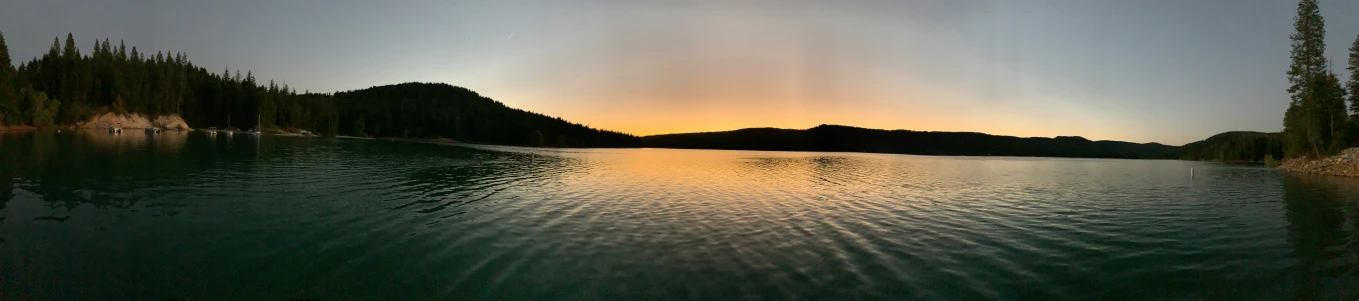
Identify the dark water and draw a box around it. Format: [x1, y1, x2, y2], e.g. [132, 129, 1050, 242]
[2, 130, 1358, 300]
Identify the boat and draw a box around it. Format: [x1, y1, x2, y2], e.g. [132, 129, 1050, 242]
[245, 114, 262, 136]
[146, 127, 162, 134]
[206, 127, 218, 135]
[108, 127, 122, 134]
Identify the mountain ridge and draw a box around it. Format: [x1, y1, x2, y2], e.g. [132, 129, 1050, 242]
[641, 124, 1181, 159]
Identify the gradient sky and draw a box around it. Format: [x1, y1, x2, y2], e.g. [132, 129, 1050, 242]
[5, 0, 1359, 145]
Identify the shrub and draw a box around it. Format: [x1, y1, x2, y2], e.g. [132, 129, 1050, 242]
[1264, 154, 1281, 167]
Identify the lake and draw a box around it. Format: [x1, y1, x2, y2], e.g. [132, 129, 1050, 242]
[1, 130, 1357, 300]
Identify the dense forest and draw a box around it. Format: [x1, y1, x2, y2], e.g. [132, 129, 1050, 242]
[643, 125, 1180, 159]
[332, 83, 640, 147]
[0, 32, 641, 147]
[1177, 131, 1285, 162]
[1280, 0, 1359, 158]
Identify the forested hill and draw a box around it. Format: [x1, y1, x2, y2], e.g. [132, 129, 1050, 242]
[1177, 131, 1284, 162]
[0, 32, 641, 147]
[642, 125, 1180, 159]
[332, 83, 641, 147]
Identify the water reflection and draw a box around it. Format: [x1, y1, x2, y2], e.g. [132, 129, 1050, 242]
[8, 131, 1359, 299]
[76, 128, 191, 151]
[1280, 174, 1359, 299]
[0, 130, 194, 211]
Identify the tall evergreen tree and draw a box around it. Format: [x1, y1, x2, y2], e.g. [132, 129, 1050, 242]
[1283, 0, 1333, 158]
[1348, 33, 1359, 116]
[47, 38, 59, 58]
[0, 31, 15, 125]
[0, 31, 10, 70]
[62, 33, 78, 59]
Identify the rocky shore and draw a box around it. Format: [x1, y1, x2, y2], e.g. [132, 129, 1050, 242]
[77, 113, 192, 130]
[1277, 148, 1359, 177]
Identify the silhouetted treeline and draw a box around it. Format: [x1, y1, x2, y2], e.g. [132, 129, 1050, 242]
[0, 32, 341, 132]
[333, 83, 641, 147]
[0, 32, 640, 147]
[1178, 131, 1284, 162]
[643, 125, 1179, 159]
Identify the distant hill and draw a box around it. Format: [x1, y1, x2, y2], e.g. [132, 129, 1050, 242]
[0, 34, 641, 148]
[1177, 131, 1283, 162]
[0, 33, 1294, 157]
[642, 125, 1179, 159]
[333, 83, 642, 147]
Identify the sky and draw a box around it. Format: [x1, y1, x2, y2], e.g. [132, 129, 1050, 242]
[4, 0, 1359, 145]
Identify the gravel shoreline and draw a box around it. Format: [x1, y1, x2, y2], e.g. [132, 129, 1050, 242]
[1277, 148, 1359, 177]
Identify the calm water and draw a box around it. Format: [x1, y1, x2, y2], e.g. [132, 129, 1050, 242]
[2, 130, 1358, 300]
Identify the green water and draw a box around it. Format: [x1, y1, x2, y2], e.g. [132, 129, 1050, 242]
[1, 130, 1357, 300]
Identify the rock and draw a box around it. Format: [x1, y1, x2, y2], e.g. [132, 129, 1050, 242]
[77, 113, 192, 131]
[1277, 148, 1359, 177]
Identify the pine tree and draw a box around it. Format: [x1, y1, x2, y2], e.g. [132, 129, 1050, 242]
[0, 30, 9, 71]
[47, 37, 59, 59]
[63, 33, 78, 59]
[1348, 33, 1359, 116]
[1284, 0, 1332, 158]
[0, 31, 14, 125]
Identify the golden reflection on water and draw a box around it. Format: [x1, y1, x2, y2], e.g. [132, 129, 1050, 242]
[73, 129, 191, 152]
[538, 148, 929, 208]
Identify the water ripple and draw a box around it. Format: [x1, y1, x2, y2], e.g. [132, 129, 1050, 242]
[3, 133, 1359, 299]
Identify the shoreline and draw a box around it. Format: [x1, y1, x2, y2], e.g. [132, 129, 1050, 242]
[0, 125, 38, 132]
[6, 118, 1318, 165]
[12, 126, 1350, 169]
[1277, 148, 1359, 177]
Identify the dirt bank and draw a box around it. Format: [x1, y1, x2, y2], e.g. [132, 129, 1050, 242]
[77, 113, 192, 130]
[0, 125, 37, 132]
[1277, 148, 1359, 177]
